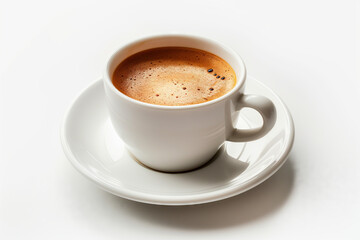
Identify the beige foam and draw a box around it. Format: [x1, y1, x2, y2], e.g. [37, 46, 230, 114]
[112, 47, 236, 106]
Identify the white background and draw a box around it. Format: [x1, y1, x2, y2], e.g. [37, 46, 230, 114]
[1, 0, 359, 239]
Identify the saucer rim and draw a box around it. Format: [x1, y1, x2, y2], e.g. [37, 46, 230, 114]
[61, 77, 295, 205]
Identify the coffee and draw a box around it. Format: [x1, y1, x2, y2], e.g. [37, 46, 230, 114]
[112, 47, 236, 106]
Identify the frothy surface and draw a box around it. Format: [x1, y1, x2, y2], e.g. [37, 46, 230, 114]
[112, 47, 236, 106]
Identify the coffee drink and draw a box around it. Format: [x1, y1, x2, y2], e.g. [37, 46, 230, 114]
[112, 47, 236, 106]
[104, 35, 277, 172]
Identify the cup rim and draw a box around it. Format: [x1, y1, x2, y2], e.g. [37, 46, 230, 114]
[104, 33, 247, 110]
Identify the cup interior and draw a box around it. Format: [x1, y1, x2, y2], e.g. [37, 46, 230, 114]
[105, 34, 246, 107]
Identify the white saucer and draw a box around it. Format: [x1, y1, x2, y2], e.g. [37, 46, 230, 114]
[61, 76, 294, 205]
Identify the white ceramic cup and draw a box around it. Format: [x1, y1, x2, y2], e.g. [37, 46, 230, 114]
[104, 34, 276, 172]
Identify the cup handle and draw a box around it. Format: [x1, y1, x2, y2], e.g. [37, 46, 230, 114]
[227, 94, 277, 142]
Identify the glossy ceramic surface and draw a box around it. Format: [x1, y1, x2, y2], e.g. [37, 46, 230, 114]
[104, 34, 276, 172]
[61, 76, 294, 205]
